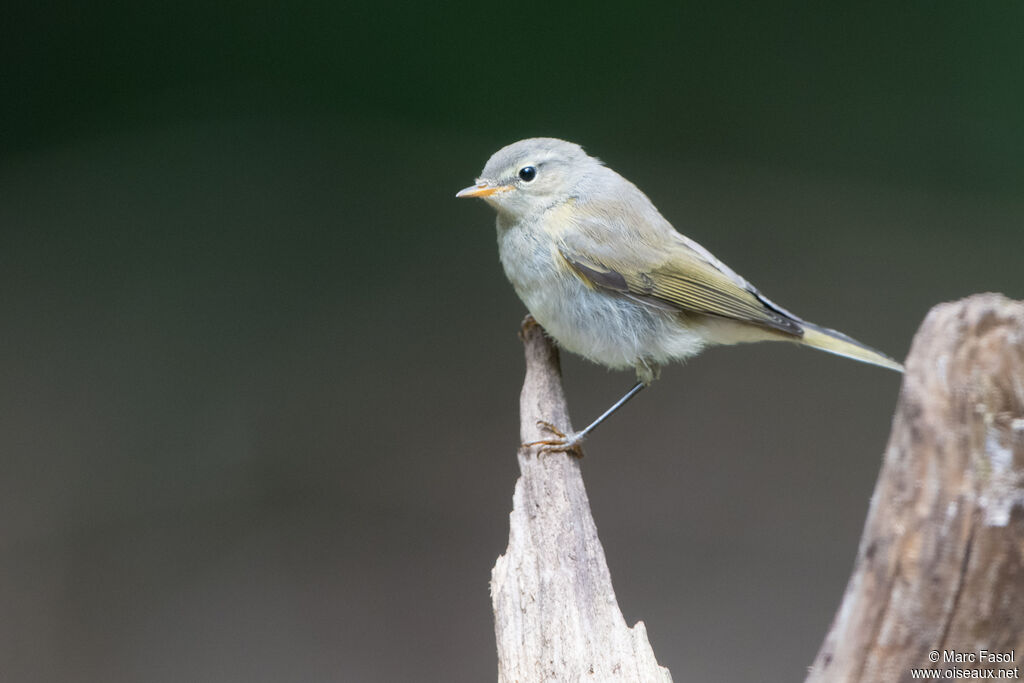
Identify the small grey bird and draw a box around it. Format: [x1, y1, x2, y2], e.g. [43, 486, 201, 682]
[457, 137, 902, 452]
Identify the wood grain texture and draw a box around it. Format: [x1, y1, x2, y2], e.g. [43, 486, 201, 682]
[807, 293, 1024, 683]
[490, 316, 671, 683]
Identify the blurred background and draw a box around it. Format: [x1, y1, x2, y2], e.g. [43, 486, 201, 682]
[2, 3, 1021, 681]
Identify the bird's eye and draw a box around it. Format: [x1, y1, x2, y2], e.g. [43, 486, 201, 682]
[518, 166, 537, 182]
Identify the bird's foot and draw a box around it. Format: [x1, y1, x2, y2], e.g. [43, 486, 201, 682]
[522, 420, 584, 458]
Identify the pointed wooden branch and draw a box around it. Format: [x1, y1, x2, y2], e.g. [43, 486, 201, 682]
[490, 317, 672, 683]
[807, 293, 1024, 682]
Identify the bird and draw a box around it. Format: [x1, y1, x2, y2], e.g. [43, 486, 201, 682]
[456, 137, 903, 453]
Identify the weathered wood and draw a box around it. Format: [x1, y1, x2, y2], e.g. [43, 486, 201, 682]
[491, 316, 672, 683]
[807, 293, 1024, 683]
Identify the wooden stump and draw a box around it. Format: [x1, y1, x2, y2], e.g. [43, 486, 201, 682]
[807, 293, 1024, 682]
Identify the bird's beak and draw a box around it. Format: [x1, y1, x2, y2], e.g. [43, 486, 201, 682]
[455, 181, 512, 198]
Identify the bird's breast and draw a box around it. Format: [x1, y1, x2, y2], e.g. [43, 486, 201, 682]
[496, 221, 707, 372]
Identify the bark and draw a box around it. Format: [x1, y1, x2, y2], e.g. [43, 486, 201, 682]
[490, 316, 671, 683]
[807, 293, 1024, 683]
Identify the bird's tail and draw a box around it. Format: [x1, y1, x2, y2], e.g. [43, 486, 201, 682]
[799, 321, 904, 372]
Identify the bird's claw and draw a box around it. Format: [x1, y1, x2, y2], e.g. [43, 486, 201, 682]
[522, 420, 584, 458]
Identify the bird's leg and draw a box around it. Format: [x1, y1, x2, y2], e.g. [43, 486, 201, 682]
[572, 381, 646, 441]
[524, 381, 647, 456]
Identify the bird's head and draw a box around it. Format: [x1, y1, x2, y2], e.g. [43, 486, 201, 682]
[456, 138, 601, 216]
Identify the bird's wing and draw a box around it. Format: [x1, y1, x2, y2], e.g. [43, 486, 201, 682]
[556, 199, 803, 337]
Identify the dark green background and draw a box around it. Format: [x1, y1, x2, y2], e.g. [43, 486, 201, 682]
[2, 3, 1021, 681]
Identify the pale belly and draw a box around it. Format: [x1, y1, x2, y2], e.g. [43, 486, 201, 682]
[497, 226, 708, 380]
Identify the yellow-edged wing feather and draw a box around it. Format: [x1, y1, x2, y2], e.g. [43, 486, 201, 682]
[553, 193, 903, 371]
[554, 196, 802, 336]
